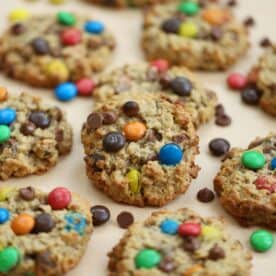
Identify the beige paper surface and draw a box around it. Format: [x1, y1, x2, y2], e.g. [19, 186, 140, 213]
[0, 0, 275, 275]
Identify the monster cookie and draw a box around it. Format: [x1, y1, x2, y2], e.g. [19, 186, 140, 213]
[0, 90, 73, 180]
[81, 91, 199, 206]
[94, 61, 217, 127]
[214, 133, 276, 229]
[108, 208, 252, 275]
[0, 186, 93, 275]
[0, 11, 115, 88]
[142, 0, 250, 70]
[85, 0, 168, 8]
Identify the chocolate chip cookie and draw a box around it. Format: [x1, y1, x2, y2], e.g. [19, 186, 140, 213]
[0, 12, 115, 88]
[108, 208, 252, 275]
[142, 1, 250, 70]
[0, 186, 93, 275]
[214, 133, 276, 229]
[0, 90, 73, 180]
[81, 91, 199, 207]
[94, 61, 217, 128]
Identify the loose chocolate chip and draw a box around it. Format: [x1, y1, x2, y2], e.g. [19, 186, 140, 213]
[215, 104, 225, 116]
[90, 205, 110, 226]
[20, 122, 36, 136]
[210, 27, 223, 41]
[215, 114, 232, 126]
[86, 112, 103, 130]
[260, 37, 272, 48]
[197, 188, 215, 202]
[36, 251, 56, 271]
[243, 16, 255, 27]
[33, 213, 55, 233]
[183, 236, 201, 252]
[241, 87, 261, 105]
[158, 256, 175, 272]
[209, 138, 230, 157]
[19, 187, 35, 201]
[146, 128, 162, 142]
[103, 132, 126, 153]
[122, 101, 140, 117]
[117, 211, 134, 229]
[29, 111, 51, 129]
[227, 0, 237, 6]
[10, 23, 25, 35]
[208, 245, 225, 260]
[170, 77, 193, 97]
[90, 153, 105, 171]
[161, 18, 181, 34]
[102, 111, 117, 125]
[31, 38, 50, 55]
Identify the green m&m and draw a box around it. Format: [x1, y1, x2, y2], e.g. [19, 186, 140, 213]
[178, 1, 199, 16]
[250, 229, 274, 252]
[0, 247, 20, 273]
[0, 125, 10, 144]
[135, 249, 161, 269]
[241, 151, 266, 170]
[57, 11, 76, 26]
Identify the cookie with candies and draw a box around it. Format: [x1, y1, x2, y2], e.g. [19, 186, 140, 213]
[93, 61, 218, 128]
[85, 0, 169, 8]
[214, 133, 276, 229]
[0, 10, 115, 88]
[142, 0, 250, 70]
[0, 90, 73, 180]
[0, 186, 93, 275]
[108, 208, 252, 275]
[81, 91, 199, 207]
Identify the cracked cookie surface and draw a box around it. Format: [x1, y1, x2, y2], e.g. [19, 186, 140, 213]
[82, 91, 199, 207]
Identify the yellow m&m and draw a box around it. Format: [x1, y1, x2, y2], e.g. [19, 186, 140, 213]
[0, 187, 14, 202]
[44, 60, 69, 82]
[127, 169, 140, 193]
[179, 22, 198, 38]
[9, 9, 30, 22]
[201, 225, 222, 240]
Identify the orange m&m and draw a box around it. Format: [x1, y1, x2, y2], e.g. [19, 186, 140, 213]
[202, 8, 230, 25]
[11, 213, 35, 235]
[123, 122, 146, 141]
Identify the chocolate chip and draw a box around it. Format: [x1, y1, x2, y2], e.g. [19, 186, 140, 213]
[33, 213, 55, 233]
[31, 38, 50, 55]
[102, 111, 117, 124]
[158, 256, 175, 272]
[122, 101, 140, 117]
[161, 18, 181, 34]
[227, 0, 237, 6]
[260, 37, 272, 48]
[210, 27, 223, 41]
[90, 205, 110, 226]
[36, 251, 56, 272]
[215, 114, 232, 126]
[86, 112, 103, 130]
[20, 122, 36, 136]
[241, 87, 261, 105]
[146, 129, 162, 142]
[208, 245, 225, 260]
[197, 188, 215, 202]
[10, 23, 25, 35]
[103, 132, 126, 152]
[29, 111, 51, 129]
[19, 187, 35, 201]
[90, 153, 105, 171]
[172, 133, 188, 144]
[209, 138, 230, 157]
[55, 129, 64, 143]
[183, 236, 201, 252]
[215, 104, 225, 116]
[117, 211, 134, 229]
[170, 77, 193, 97]
[243, 16, 255, 27]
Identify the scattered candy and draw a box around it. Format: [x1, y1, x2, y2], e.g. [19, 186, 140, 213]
[48, 187, 72, 210]
[61, 28, 82, 46]
[45, 60, 69, 81]
[127, 169, 140, 193]
[65, 212, 87, 235]
[161, 18, 181, 34]
[241, 151, 266, 170]
[178, 222, 201, 237]
[57, 11, 76, 26]
[197, 188, 215, 203]
[202, 7, 229, 25]
[178, 1, 199, 16]
[90, 205, 110, 226]
[33, 213, 55, 233]
[150, 59, 169, 73]
[117, 211, 134, 229]
[0, 87, 8, 102]
[9, 9, 30, 22]
[0, 247, 20, 273]
[122, 101, 140, 117]
[55, 82, 77, 102]
[170, 77, 192, 96]
[209, 138, 230, 157]
[135, 249, 161, 269]
[201, 225, 221, 240]
[271, 158, 276, 170]
[76, 78, 95, 96]
[250, 229, 274, 252]
[241, 87, 261, 105]
[103, 132, 126, 152]
[159, 143, 183, 166]
[227, 73, 247, 90]
[0, 125, 11, 144]
[11, 214, 35, 235]
[0, 208, 10, 224]
[179, 22, 198, 38]
[0, 108, 16, 125]
[84, 21, 105, 34]
[123, 122, 146, 141]
[160, 219, 179, 235]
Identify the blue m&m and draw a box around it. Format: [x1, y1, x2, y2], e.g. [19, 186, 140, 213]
[84, 20, 105, 34]
[159, 143, 183, 166]
[55, 82, 77, 102]
[160, 219, 179, 235]
[0, 108, 16, 125]
[0, 208, 10, 224]
[271, 158, 276, 170]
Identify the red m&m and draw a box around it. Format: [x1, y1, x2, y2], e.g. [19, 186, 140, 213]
[61, 28, 82, 46]
[76, 78, 95, 96]
[150, 59, 169, 73]
[227, 73, 247, 90]
[178, 222, 201, 237]
[48, 187, 72, 210]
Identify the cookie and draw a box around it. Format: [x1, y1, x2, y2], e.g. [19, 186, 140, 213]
[85, 0, 167, 8]
[0, 186, 93, 275]
[81, 91, 199, 207]
[108, 208, 252, 275]
[214, 133, 276, 229]
[94, 62, 217, 128]
[0, 90, 73, 180]
[247, 44, 276, 116]
[142, 1, 250, 70]
[0, 11, 115, 88]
